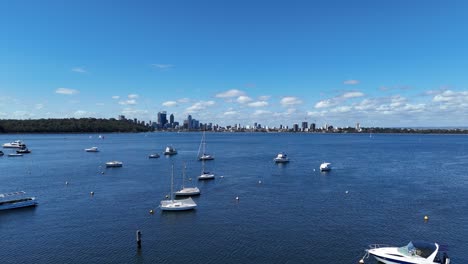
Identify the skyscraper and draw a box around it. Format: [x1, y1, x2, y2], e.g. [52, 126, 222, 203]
[169, 114, 174, 124]
[157, 111, 168, 128]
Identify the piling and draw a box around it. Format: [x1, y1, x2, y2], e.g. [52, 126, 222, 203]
[136, 230, 142, 248]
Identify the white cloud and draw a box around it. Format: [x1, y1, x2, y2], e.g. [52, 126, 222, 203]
[56, 88, 79, 95]
[162, 101, 178, 107]
[178, 98, 190, 103]
[342, 91, 365, 98]
[315, 99, 337, 109]
[186, 101, 215, 113]
[119, 99, 137, 105]
[258, 95, 270, 101]
[128, 94, 139, 99]
[112, 96, 120, 100]
[237, 95, 253, 104]
[152, 64, 174, 69]
[74, 110, 89, 117]
[72, 67, 87, 73]
[215, 89, 245, 98]
[253, 110, 271, 116]
[224, 111, 239, 116]
[280, 96, 302, 107]
[344, 79, 360, 85]
[330, 106, 352, 113]
[248, 101, 268, 107]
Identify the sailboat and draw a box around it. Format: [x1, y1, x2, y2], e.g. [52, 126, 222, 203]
[198, 161, 215, 180]
[198, 131, 214, 161]
[160, 164, 197, 211]
[175, 164, 200, 196]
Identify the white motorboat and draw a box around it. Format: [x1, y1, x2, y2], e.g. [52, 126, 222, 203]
[175, 164, 200, 196]
[163, 146, 177, 155]
[85, 147, 99, 152]
[149, 153, 160, 158]
[0, 191, 38, 210]
[320, 162, 331, 171]
[106, 161, 123, 167]
[3, 140, 26, 148]
[8, 153, 23, 157]
[197, 131, 214, 161]
[160, 165, 197, 211]
[274, 152, 289, 163]
[362, 241, 450, 264]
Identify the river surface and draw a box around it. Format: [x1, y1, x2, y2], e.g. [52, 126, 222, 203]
[0, 133, 466, 263]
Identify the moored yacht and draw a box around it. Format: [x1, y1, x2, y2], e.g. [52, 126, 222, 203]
[0, 191, 38, 210]
[85, 147, 99, 152]
[2, 140, 26, 148]
[16, 148, 31, 154]
[149, 153, 160, 158]
[274, 153, 289, 163]
[106, 161, 123, 167]
[320, 162, 331, 171]
[160, 165, 197, 211]
[164, 146, 177, 155]
[363, 241, 450, 264]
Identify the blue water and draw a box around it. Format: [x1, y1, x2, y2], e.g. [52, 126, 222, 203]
[0, 133, 467, 263]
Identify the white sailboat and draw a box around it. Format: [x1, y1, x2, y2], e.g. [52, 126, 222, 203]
[160, 164, 197, 211]
[198, 131, 214, 161]
[175, 164, 200, 196]
[198, 161, 215, 180]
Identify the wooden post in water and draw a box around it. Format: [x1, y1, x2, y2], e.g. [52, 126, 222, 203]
[136, 230, 142, 248]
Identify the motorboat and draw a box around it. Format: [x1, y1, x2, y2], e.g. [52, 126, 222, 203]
[320, 162, 331, 171]
[163, 146, 177, 155]
[149, 153, 160, 158]
[16, 148, 31, 154]
[106, 161, 123, 168]
[362, 241, 450, 264]
[175, 164, 200, 196]
[8, 153, 23, 157]
[85, 147, 99, 152]
[0, 191, 38, 210]
[160, 165, 197, 211]
[2, 140, 26, 148]
[198, 171, 215, 180]
[197, 131, 214, 161]
[274, 153, 289, 163]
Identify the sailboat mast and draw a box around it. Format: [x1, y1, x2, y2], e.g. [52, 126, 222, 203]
[171, 164, 174, 201]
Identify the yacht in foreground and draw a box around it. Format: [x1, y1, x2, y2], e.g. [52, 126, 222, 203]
[106, 161, 123, 168]
[362, 241, 450, 264]
[160, 165, 197, 211]
[0, 191, 38, 210]
[274, 153, 289, 163]
[163, 146, 177, 155]
[320, 162, 331, 172]
[3, 140, 26, 148]
[85, 147, 99, 152]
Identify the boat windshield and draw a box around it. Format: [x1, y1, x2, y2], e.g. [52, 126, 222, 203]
[398, 241, 436, 258]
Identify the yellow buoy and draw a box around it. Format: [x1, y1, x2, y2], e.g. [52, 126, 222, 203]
[359, 258, 365, 264]
[149, 209, 154, 214]
[165, 195, 169, 199]
[235, 196, 239, 200]
[424, 215, 429, 221]
[90, 191, 94, 196]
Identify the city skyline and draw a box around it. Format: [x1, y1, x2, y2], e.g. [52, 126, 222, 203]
[1, 1, 468, 127]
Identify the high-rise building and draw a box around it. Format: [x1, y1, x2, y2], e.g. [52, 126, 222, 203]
[187, 115, 192, 129]
[302, 122, 308, 131]
[293, 123, 299, 132]
[157, 111, 168, 128]
[170, 114, 174, 124]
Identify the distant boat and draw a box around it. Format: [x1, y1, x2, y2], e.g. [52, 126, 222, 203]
[0, 191, 37, 210]
[106, 161, 123, 168]
[198, 161, 215, 180]
[2, 140, 26, 149]
[149, 153, 160, 158]
[175, 164, 200, 196]
[320, 162, 331, 172]
[198, 131, 214, 161]
[163, 146, 177, 155]
[8, 153, 23, 157]
[16, 148, 31, 154]
[274, 152, 289, 163]
[0, 150, 4, 156]
[160, 165, 197, 211]
[85, 147, 99, 152]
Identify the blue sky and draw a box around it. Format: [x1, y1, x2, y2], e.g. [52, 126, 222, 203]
[1, 0, 468, 127]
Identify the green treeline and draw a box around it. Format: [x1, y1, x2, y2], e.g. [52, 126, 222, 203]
[0, 118, 153, 133]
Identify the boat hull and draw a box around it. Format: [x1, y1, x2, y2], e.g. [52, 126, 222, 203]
[175, 188, 200, 196]
[160, 199, 197, 211]
[275, 159, 289, 163]
[0, 199, 38, 211]
[198, 174, 215, 180]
